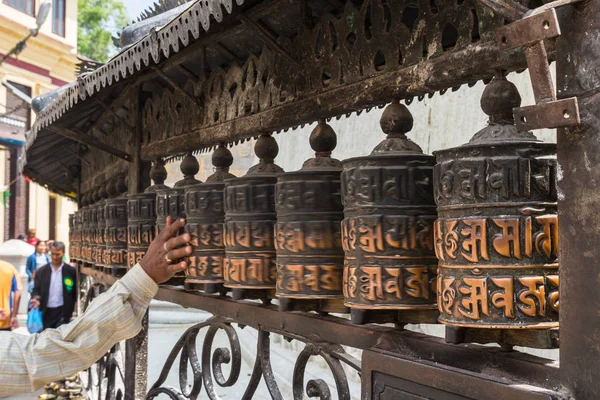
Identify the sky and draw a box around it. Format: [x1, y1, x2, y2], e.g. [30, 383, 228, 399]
[126, 0, 158, 21]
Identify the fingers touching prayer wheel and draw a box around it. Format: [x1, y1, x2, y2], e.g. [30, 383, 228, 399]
[275, 120, 346, 313]
[433, 74, 559, 329]
[341, 100, 438, 325]
[224, 134, 283, 301]
[127, 160, 167, 271]
[156, 153, 200, 286]
[184, 145, 236, 293]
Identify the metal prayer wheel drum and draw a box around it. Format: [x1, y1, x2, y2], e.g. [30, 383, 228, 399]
[127, 193, 157, 270]
[96, 185, 108, 272]
[341, 100, 438, 323]
[184, 146, 235, 293]
[68, 214, 76, 263]
[275, 120, 345, 312]
[224, 135, 283, 299]
[127, 160, 168, 270]
[433, 75, 559, 329]
[104, 177, 128, 277]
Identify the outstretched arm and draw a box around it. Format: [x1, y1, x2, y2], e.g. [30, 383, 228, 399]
[0, 217, 192, 396]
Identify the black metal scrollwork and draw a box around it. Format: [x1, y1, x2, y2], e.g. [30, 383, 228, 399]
[147, 317, 361, 400]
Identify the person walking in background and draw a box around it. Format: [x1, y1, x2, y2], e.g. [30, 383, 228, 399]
[26, 240, 49, 291]
[0, 259, 21, 331]
[30, 242, 76, 330]
[26, 229, 39, 247]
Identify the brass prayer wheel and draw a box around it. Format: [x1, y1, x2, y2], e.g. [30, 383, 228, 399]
[184, 145, 235, 292]
[224, 134, 283, 298]
[89, 199, 99, 269]
[127, 160, 168, 270]
[104, 176, 128, 277]
[275, 120, 345, 312]
[155, 154, 200, 285]
[95, 186, 108, 273]
[433, 75, 559, 329]
[68, 213, 75, 263]
[80, 201, 90, 265]
[341, 100, 438, 322]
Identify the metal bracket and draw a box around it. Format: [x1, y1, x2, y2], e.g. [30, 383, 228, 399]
[494, 5, 581, 131]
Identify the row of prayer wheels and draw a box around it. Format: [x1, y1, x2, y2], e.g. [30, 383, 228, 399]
[69, 74, 559, 329]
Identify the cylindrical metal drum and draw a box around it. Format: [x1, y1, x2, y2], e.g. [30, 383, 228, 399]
[68, 214, 75, 263]
[341, 100, 438, 320]
[80, 205, 91, 265]
[275, 120, 345, 312]
[96, 200, 106, 271]
[127, 193, 157, 270]
[127, 160, 169, 271]
[89, 202, 99, 269]
[433, 76, 559, 329]
[224, 135, 283, 297]
[184, 147, 234, 292]
[105, 197, 128, 276]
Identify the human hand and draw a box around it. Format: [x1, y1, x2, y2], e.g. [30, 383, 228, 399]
[140, 216, 192, 284]
[10, 317, 18, 330]
[30, 299, 40, 309]
[0, 309, 6, 320]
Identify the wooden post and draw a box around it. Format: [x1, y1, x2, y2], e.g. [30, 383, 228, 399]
[124, 87, 151, 399]
[556, 2, 600, 398]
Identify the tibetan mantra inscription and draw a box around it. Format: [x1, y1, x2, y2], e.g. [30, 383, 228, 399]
[224, 169, 280, 291]
[127, 193, 157, 270]
[434, 141, 559, 326]
[104, 197, 128, 276]
[184, 182, 227, 290]
[275, 171, 344, 299]
[341, 160, 438, 310]
[96, 201, 106, 271]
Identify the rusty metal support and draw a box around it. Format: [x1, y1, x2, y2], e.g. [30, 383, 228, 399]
[47, 126, 132, 162]
[556, 1, 600, 399]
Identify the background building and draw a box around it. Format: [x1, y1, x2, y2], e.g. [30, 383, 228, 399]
[0, 0, 78, 244]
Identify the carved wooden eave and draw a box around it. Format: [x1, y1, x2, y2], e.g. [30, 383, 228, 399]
[22, 0, 545, 198]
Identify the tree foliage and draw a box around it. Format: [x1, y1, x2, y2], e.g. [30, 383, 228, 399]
[77, 0, 128, 63]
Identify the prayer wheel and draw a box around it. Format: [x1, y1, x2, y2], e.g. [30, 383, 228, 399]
[95, 186, 107, 273]
[68, 214, 75, 264]
[104, 176, 129, 277]
[224, 134, 283, 299]
[155, 154, 200, 285]
[127, 160, 167, 270]
[275, 120, 346, 313]
[80, 198, 92, 267]
[341, 100, 438, 324]
[184, 145, 235, 293]
[433, 75, 559, 329]
[89, 192, 100, 269]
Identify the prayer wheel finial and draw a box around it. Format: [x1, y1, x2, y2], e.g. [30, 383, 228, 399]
[373, 99, 423, 154]
[175, 152, 201, 187]
[469, 74, 537, 144]
[247, 134, 283, 174]
[116, 174, 127, 195]
[302, 119, 341, 169]
[206, 144, 236, 182]
[145, 159, 169, 192]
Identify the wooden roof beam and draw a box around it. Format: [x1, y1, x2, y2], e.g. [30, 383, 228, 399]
[238, 14, 301, 68]
[151, 66, 201, 106]
[47, 126, 132, 162]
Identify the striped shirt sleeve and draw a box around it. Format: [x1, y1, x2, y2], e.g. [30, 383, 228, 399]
[0, 264, 158, 396]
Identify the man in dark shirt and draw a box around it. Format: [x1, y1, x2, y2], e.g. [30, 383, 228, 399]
[31, 242, 77, 329]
